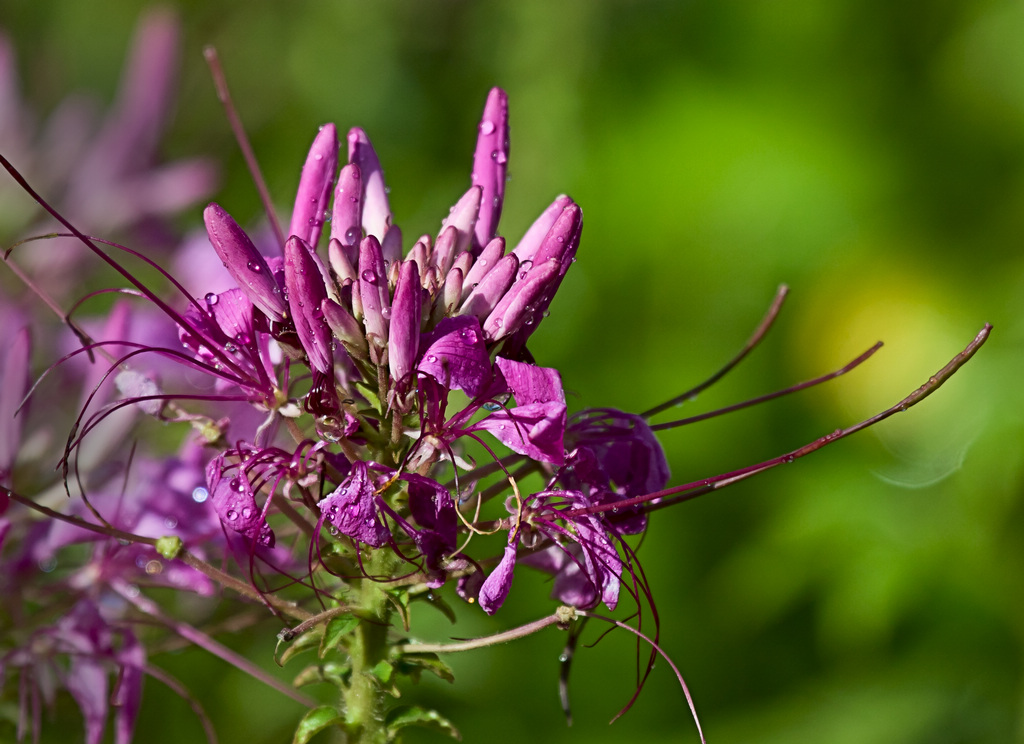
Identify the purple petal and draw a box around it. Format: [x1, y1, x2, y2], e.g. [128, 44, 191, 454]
[347, 127, 391, 241]
[478, 544, 518, 615]
[388, 259, 422, 388]
[416, 316, 492, 398]
[113, 631, 145, 744]
[66, 656, 109, 744]
[289, 123, 339, 249]
[284, 236, 333, 374]
[318, 461, 390, 547]
[471, 88, 509, 249]
[470, 401, 567, 465]
[0, 327, 29, 487]
[494, 357, 565, 406]
[403, 474, 457, 550]
[206, 455, 274, 547]
[203, 203, 286, 322]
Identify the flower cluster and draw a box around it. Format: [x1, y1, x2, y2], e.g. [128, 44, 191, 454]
[0, 65, 990, 744]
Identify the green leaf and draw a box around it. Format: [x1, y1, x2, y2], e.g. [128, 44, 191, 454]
[292, 705, 344, 744]
[319, 613, 360, 658]
[396, 653, 455, 684]
[370, 660, 394, 685]
[277, 626, 324, 667]
[386, 705, 461, 742]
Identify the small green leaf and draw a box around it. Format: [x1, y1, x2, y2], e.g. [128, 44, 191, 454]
[155, 536, 183, 560]
[370, 660, 394, 685]
[396, 653, 455, 684]
[292, 660, 351, 688]
[292, 705, 344, 744]
[319, 613, 360, 658]
[386, 705, 461, 742]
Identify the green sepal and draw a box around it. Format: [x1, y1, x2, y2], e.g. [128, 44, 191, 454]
[292, 660, 351, 688]
[155, 536, 183, 560]
[292, 705, 344, 744]
[319, 614, 360, 658]
[385, 705, 461, 742]
[395, 652, 455, 684]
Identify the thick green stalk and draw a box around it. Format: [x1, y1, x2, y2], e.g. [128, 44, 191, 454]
[344, 550, 395, 744]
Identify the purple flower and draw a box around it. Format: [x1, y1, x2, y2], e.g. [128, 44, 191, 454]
[0, 8, 216, 239]
[476, 489, 622, 615]
[1, 599, 145, 744]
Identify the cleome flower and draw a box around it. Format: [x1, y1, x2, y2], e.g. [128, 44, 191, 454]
[0, 70, 990, 744]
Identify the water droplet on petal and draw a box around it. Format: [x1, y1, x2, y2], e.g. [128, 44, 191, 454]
[242, 507, 252, 518]
[226, 510, 238, 521]
[247, 260, 262, 273]
[480, 120, 496, 135]
[205, 292, 219, 306]
[361, 269, 378, 284]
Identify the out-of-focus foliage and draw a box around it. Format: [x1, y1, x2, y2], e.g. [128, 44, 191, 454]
[2, 1, 1021, 742]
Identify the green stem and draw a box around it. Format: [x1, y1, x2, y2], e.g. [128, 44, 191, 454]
[344, 549, 396, 744]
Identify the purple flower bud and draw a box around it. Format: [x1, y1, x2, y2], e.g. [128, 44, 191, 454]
[328, 237, 358, 285]
[388, 259, 422, 389]
[438, 186, 481, 268]
[512, 194, 574, 262]
[408, 235, 431, 283]
[347, 127, 391, 242]
[289, 123, 338, 249]
[358, 235, 390, 363]
[203, 203, 287, 322]
[381, 223, 404, 264]
[284, 236, 333, 375]
[330, 162, 362, 259]
[323, 298, 369, 362]
[478, 544, 517, 615]
[432, 225, 459, 279]
[471, 87, 509, 249]
[318, 461, 391, 547]
[530, 202, 582, 267]
[460, 252, 518, 321]
[461, 236, 506, 294]
[481, 257, 560, 341]
[450, 249, 474, 287]
[441, 266, 463, 318]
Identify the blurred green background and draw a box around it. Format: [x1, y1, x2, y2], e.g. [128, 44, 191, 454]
[3, 0, 1024, 742]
